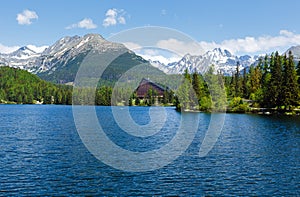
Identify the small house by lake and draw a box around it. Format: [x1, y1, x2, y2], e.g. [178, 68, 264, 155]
[135, 78, 166, 99]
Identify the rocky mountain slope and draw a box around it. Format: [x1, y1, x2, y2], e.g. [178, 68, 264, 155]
[1, 34, 299, 80]
[150, 48, 258, 75]
[0, 34, 161, 83]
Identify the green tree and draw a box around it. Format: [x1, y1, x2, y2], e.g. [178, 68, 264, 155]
[192, 71, 203, 100]
[234, 61, 242, 97]
[242, 67, 248, 98]
[248, 65, 262, 105]
[282, 51, 299, 109]
[135, 97, 140, 106]
[176, 71, 196, 110]
[249, 65, 262, 94]
[204, 65, 226, 111]
[268, 52, 283, 108]
[297, 61, 300, 85]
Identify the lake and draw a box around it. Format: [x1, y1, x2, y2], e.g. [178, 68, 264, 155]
[0, 105, 299, 196]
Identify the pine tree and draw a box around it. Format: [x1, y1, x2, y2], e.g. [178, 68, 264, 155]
[192, 71, 203, 100]
[204, 65, 226, 111]
[282, 51, 299, 109]
[268, 52, 283, 108]
[249, 65, 262, 101]
[135, 97, 140, 106]
[297, 61, 300, 85]
[242, 67, 248, 98]
[234, 61, 242, 97]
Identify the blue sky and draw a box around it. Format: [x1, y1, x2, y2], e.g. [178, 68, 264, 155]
[1, 0, 300, 57]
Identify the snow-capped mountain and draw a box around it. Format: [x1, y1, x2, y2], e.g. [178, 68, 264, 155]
[150, 48, 258, 75]
[285, 45, 300, 60]
[0, 45, 47, 71]
[36, 34, 127, 74]
[9, 46, 39, 59]
[2, 34, 297, 81]
[0, 34, 129, 77]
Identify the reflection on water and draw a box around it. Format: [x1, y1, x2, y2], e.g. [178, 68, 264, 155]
[0, 105, 299, 195]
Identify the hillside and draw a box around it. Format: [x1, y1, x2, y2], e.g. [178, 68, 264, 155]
[0, 66, 72, 104]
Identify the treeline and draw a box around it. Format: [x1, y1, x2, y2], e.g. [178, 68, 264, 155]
[175, 67, 226, 111]
[73, 85, 175, 106]
[0, 66, 173, 106]
[225, 51, 300, 111]
[1, 50, 299, 111]
[0, 66, 72, 104]
[128, 88, 175, 106]
[72, 86, 131, 106]
[174, 51, 300, 112]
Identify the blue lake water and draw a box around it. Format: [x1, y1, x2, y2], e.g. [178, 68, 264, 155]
[0, 105, 299, 196]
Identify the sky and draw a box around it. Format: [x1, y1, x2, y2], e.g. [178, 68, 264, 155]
[1, 0, 300, 62]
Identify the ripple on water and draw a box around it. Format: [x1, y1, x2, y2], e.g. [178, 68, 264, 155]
[0, 106, 299, 196]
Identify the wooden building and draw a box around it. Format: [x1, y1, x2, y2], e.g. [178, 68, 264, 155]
[135, 78, 166, 98]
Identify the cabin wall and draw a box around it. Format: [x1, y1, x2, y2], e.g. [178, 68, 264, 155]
[136, 83, 164, 98]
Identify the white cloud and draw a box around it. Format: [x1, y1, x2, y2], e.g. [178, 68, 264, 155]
[16, 9, 38, 25]
[122, 42, 181, 64]
[66, 18, 97, 30]
[118, 16, 126, 24]
[0, 44, 48, 54]
[157, 38, 204, 56]
[103, 8, 126, 27]
[139, 53, 180, 65]
[0, 44, 20, 54]
[200, 30, 300, 55]
[161, 9, 167, 16]
[115, 30, 300, 64]
[123, 42, 142, 50]
[27, 45, 48, 53]
[155, 30, 300, 56]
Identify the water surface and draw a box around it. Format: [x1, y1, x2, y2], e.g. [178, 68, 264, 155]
[0, 105, 299, 196]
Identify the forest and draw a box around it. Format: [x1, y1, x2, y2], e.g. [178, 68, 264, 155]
[1, 50, 299, 114]
[0, 66, 73, 104]
[175, 51, 300, 113]
[227, 51, 300, 112]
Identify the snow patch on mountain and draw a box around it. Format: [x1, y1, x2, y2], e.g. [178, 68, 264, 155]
[285, 45, 300, 60]
[150, 48, 258, 75]
[0, 34, 127, 74]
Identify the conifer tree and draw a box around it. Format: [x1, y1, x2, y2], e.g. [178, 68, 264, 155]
[242, 67, 248, 98]
[234, 61, 241, 97]
[297, 61, 300, 85]
[268, 52, 283, 108]
[204, 65, 226, 111]
[192, 71, 203, 100]
[282, 51, 299, 109]
[249, 65, 262, 97]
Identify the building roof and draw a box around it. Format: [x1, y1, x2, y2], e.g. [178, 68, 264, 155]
[138, 78, 166, 91]
[135, 78, 167, 98]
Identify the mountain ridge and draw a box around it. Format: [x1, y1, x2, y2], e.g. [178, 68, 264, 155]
[150, 48, 259, 75]
[1, 35, 299, 78]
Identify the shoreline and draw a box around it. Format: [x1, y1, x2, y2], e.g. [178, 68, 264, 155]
[1, 102, 300, 115]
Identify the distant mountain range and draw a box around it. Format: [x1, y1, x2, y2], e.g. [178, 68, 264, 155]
[0, 34, 127, 73]
[0, 34, 162, 83]
[150, 48, 259, 75]
[0, 34, 299, 82]
[151, 46, 300, 75]
[284, 45, 300, 60]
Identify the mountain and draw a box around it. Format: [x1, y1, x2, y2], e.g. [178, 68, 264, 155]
[285, 45, 300, 60]
[0, 45, 46, 72]
[2, 35, 298, 81]
[0, 34, 164, 84]
[36, 34, 135, 83]
[150, 48, 258, 75]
